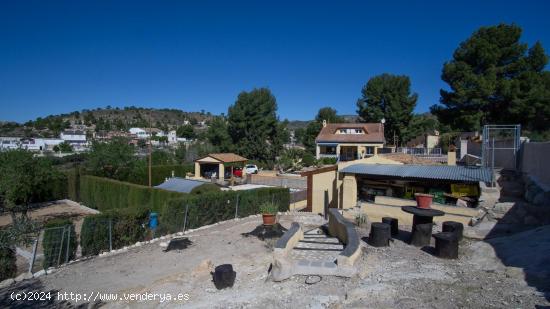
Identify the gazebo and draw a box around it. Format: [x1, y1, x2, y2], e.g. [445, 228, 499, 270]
[194, 153, 248, 180]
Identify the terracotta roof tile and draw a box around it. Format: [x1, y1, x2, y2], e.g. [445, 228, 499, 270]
[205, 153, 248, 163]
[315, 123, 385, 143]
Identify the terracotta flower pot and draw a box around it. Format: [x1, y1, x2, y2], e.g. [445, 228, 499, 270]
[262, 213, 276, 226]
[415, 193, 433, 209]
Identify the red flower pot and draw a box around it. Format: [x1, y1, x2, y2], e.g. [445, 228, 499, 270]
[262, 214, 276, 226]
[415, 193, 433, 209]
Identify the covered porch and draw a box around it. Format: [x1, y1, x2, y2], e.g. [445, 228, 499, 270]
[194, 153, 248, 181]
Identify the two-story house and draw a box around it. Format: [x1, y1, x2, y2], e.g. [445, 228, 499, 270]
[315, 121, 385, 161]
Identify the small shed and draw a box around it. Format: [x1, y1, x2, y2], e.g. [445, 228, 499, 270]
[194, 153, 248, 180]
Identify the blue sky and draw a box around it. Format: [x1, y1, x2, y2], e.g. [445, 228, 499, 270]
[1, 1, 549, 122]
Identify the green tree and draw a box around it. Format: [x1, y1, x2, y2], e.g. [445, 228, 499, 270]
[357, 74, 418, 144]
[175, 143, 187, 162]
[227, 88, 282, 162]
[431, 23, 550, 131]
[205, 117, 233, 152]
[58, 142, 73, 153]
[315, 107, 344, 124]
[401, 113, 441, 143]
[86, 138, 136, 181]
[0, 150, 65, 219]
[176, 125, 196, 139]
[300, 107, 345, 154]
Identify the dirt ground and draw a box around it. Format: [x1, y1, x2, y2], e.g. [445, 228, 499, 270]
[1, 213, 549, 308]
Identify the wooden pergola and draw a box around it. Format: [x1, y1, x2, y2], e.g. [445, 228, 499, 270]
[194, 153, 248, 180]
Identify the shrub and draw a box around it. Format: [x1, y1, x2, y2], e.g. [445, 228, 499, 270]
[80, 208, 148, 256]
[162, 187, 290, 233]
[319, 157, 337, 165]
[79, 175, 185, 212]
[302, 153, 316, 167]
[190, 183, 221, 195]
[42, 219, 77, 269]
[0, 246, 16, 281]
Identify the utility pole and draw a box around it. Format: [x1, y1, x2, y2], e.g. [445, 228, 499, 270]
[148, 109, 152, 187]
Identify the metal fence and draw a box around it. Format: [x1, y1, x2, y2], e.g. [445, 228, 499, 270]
[28, 225, 76, 273]
[18, 192, 290, 275]
[395, 147, 443, 157]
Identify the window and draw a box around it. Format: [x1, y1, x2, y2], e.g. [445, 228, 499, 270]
[339, 129, 346, 134]
[355, 129, 363, 134]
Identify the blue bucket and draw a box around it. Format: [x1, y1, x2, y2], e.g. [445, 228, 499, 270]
[149, 212, 158, 229]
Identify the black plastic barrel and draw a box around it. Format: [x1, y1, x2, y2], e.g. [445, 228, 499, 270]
[442, 221, 464, 241]
[433, 232, 459, 259]
[213, 264, 236, 289]
[382, 217, 399, 237]
[368, 222, 391, 247]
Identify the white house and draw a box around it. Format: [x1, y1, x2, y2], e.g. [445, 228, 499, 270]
[129, 128, 149, 139]
[60, 130, 88, 152]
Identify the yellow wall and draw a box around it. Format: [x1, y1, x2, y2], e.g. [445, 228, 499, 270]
[311, 170, 339, 214]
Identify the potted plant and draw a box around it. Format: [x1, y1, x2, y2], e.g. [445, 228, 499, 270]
[415, 193, 434, 209]
[259, 202, 278, 226]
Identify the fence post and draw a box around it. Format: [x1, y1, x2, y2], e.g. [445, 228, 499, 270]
[183, 204, 189, 232]
[234, 195, 239, 219]
[65, 226, 71, 264]
[57, 227, 65, 267]
[28, 232, 39, 273]
[108, 219, 113, 251]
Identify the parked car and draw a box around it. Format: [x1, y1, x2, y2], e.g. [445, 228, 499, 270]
[233, 167, 243, 178]
[245, 164, 259, 174]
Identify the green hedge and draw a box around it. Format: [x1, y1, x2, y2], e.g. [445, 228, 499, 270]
[189, 183, 221, 195]
[42, 219, 77, 269]
[79, 175, 185, 212]
[65, 167, 81, 201]
[0, 247, 16, 281]
[127, 164, 195, 186]
[80, 208, 149, 256]
[160, 187, 290, 234]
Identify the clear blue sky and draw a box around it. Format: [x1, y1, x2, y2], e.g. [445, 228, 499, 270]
[1, 1, 549, 123]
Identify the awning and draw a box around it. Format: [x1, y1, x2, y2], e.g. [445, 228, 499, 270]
[339, 164, 492, 183]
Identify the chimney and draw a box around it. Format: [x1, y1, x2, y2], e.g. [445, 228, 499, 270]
[322, 120, 327, 128]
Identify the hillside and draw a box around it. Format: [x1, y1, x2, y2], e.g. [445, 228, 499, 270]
[0, 107, 216, 137]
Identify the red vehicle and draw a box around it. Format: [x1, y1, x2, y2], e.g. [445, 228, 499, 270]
[232, 167, 243, 178]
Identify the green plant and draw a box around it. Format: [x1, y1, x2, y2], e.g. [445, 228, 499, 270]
[42, 218, 77, 269]
[79, 175, 185, 212]
[0, 246, 16, 281]
[259, 202, 278, 215]
[162, 187, 290, 232]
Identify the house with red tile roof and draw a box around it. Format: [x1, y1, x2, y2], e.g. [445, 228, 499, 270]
[315, 120, 385, 161]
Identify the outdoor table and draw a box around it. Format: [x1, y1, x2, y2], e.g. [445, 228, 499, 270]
[401, 206, 444, 247]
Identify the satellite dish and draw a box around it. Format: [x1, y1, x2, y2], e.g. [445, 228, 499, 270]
[381, 118, 386, 124]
